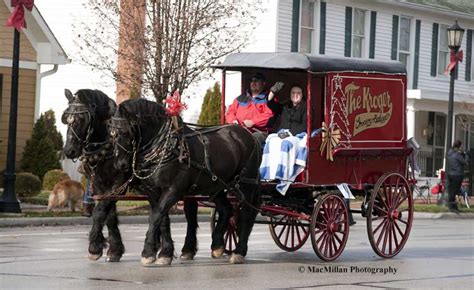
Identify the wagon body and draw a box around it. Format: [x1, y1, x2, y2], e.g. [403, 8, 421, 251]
[214, 52, 410, 187]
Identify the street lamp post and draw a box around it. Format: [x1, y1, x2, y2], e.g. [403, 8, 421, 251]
[442, 20, 464, 206]
[445, 20, 465, 160]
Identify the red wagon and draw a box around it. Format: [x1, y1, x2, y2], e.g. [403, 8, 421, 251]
[213, 52, 414, 261]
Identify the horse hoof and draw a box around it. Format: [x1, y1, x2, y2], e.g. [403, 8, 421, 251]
[229, 254, 245, 264]
[180, 252, 195, 260]
[106, 255, 122, 262]
[211, 248, 225, 259]
[88, 253, 102, 261]
[141, 256, 156, 265]
[155, 257, 172, 266]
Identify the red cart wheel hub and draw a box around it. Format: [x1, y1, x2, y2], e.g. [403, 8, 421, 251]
[328, 221, 339, 233]
[389, 209, 400, 220]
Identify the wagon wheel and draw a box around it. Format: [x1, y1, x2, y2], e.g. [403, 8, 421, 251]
[310, 193, 349, 261]
[367, 173, 413, 258]
[210, 208, 238, 255]
[268, 214, 310, 252]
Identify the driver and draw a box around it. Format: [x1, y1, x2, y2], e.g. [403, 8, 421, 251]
[225, 72, 283, 144]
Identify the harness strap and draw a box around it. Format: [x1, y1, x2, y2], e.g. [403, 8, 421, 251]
[183, 124, 230, 138]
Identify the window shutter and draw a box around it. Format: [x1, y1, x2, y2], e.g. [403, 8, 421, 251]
[291, 0, 301, 52]
[391, 15, 399, 60]
[319, 1, 326, 54]
[344, 7, 352, 57]
[431, 23, 439, 77]
[413, 20, 421, 89]
[369, 11, 377, 59]
[466, 29, 472, 82]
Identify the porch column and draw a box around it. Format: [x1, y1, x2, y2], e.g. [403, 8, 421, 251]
[407, 106, 415, 139]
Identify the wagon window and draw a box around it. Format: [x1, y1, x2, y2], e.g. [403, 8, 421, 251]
[299, 0, 315, 53]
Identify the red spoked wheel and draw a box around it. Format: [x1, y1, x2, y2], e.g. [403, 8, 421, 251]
[268, 214, 310, 252]
[310, 193, 349, 261]
[210, 208, 238, 255]
[367, 173, 414, 258]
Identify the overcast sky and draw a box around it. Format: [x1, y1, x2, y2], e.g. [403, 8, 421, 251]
[33, 0, 276, 138]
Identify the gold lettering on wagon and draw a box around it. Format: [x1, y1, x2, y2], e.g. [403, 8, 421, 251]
[343, 82, 393, 136]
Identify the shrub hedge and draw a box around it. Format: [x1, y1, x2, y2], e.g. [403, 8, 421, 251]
[42, 169, 70, 190]
[16, 172, 42, 198]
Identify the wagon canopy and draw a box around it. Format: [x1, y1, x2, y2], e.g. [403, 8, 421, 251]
[213, 52, 407, 74]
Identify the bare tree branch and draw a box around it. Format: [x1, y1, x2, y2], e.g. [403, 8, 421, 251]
[73, 0, 263, 102]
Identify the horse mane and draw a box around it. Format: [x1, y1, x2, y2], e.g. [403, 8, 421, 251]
[119, 98, 167, 120]
[75, 89, 116, 120]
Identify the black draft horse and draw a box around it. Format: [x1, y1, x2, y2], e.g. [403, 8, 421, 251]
[61, 89, 199, 263]
[111, 98, 262, 264]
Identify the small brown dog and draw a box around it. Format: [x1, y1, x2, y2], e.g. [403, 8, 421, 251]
[47, 179, 84, 212]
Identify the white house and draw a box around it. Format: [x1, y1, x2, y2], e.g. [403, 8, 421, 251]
[274, 0, 474, 177]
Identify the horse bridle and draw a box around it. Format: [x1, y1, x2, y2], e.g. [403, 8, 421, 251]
[110, 116, 138, 155]
[63, 102, 95, 146]
[110, 115, 176, 179]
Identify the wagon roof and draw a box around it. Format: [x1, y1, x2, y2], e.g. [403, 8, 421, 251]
[213, 52, 407, 74]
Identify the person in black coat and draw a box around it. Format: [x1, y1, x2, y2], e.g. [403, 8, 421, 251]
[278, 84, 307, 136]
[446, 140, 469, 213]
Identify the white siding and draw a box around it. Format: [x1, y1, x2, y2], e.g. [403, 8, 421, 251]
[417, 18, 473, 102]
[374, 12, 392, 60]
[324, 3, 345, 57]
[276, 0, 292, 52]
[275, 0, 474, 101]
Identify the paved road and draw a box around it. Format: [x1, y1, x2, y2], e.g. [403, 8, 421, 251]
[0, 216, 473, 289]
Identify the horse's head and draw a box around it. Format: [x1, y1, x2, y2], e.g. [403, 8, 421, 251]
[62, 89, 116, 159]
[110, 99, 169, 171]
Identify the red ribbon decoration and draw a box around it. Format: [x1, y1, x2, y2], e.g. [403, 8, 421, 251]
[444, 49, 463, 75]
[165, 91, 187, 116]
[5, 0, 35, 31]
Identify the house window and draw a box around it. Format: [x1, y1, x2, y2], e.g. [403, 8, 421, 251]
[299, 0, 315, 53]
[352, 8, 366, 58]
[398, 17, 411, 67]
[456, 115, 474, 151]
[438, 25, 449, 75]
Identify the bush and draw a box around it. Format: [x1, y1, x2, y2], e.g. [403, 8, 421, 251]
[15, 172, 42, 198]
[20, 110, 63, 179]
[43, 169, 70, 190]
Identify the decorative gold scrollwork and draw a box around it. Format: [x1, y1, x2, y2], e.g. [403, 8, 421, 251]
[319, 122, 341, 162]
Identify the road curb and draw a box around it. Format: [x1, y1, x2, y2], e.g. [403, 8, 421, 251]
[0, 211, 472, 228]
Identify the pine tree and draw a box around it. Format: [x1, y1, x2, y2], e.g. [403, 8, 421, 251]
[198, 83, 221, 125]
[20, 110, 63, 179]
[42, 109, 64, 151]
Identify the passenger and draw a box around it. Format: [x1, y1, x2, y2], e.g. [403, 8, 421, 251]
[225, 72, 283, 144]
[277, 84, 307, 136]
[259, 84, 308, 195]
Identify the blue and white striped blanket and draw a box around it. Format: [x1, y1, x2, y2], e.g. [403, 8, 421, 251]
[259, 131, 308, 195]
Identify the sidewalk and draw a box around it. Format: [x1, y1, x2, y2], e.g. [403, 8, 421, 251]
[0, 209, 472, 228]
